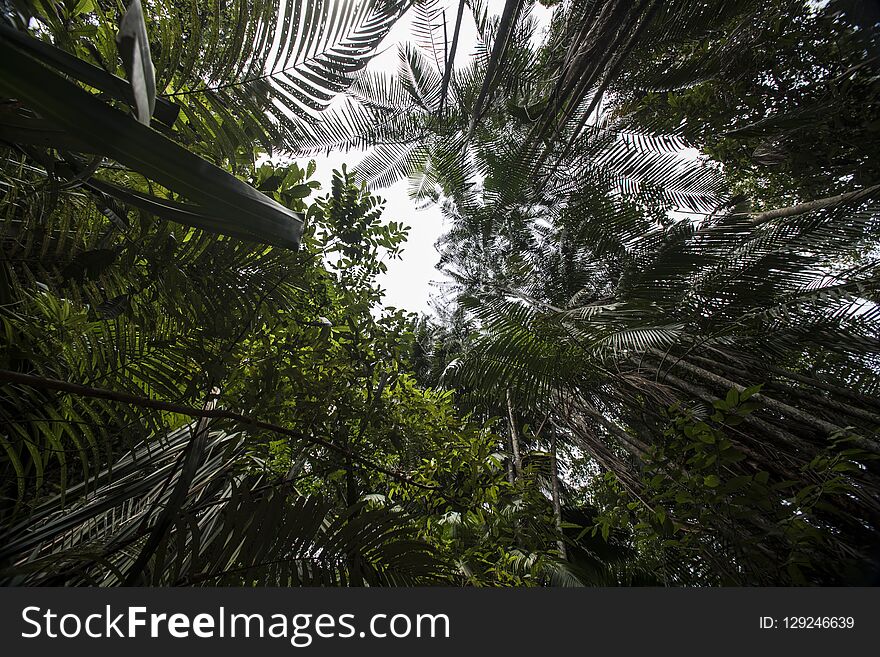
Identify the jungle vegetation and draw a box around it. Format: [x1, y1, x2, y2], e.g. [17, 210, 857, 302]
[0, 0, 878, 586]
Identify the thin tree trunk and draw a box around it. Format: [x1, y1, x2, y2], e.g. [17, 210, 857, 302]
[438, 0, 466, 118]
[549, 430, 567, 559]
[506, 388, 523, 480]
[651, 349, 880, 455]
[582, 404, 651, 459]
[746, 183, 880, 225]
[557, 415, 653, 516]
[760, 359, 880, 411]
[650, 364, 818, 456]
[684, 352, 880, 427]
[345, 446, 363, 587]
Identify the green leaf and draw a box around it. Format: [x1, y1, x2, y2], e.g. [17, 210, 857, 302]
[696, 431, 716, 444]
[740, 384, 763, 401]
[704, 475, 720, 488]
[73, 0, 97, 14]
[288, 184, 313, 199]
[725, 388, 740, 407]
[0, 24, 178, 126]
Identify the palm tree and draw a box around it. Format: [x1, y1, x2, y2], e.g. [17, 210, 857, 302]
[292, 0, 880, 583]
[440, 174, 879, 581]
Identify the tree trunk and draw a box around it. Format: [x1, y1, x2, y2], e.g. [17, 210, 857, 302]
[506, 388, 523, 481]
[549, 430, 567, 559]
[760, 359, 880, 411]
[651, 349, 880, 455]
[686, 351, 880, 426]
[647, 361, 819, 455]
[746, 183, 880, 225]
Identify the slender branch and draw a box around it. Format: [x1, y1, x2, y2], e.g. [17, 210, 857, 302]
[745, 184, 880, 225]
[0, 369, 439, 490]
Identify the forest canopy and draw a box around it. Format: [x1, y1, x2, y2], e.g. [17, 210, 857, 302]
[0, 0, 878, 586]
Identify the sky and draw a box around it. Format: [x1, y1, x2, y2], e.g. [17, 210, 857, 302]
[298, 2, 555, 316]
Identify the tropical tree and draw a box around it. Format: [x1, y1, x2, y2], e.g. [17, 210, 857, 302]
[614, 0, 880, 207]
[2, 0, 878, 587]
[300, 0, 880, 583]
[0, 0, 572, 587]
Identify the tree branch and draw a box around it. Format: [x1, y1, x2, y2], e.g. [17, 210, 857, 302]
[746, 184, 880, 225]
[0, 369, 439, 490]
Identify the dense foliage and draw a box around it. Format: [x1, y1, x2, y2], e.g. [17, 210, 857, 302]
[0, 0, 877, 586]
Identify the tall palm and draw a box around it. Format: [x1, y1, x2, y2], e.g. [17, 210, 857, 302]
[313, 0, 880, 583]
